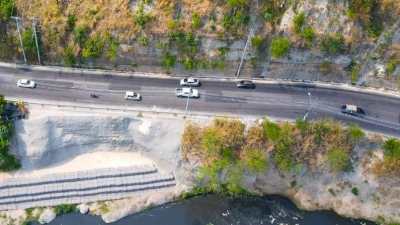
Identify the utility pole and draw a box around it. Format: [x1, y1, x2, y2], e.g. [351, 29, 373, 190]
[303, 92, 313, 121]
[31, 18, 41, 64]
[236, 29, 254, 78]
[184, 86, 192, 118]
[11, 16, 27, 63]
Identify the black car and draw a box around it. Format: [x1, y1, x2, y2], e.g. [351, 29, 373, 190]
[237, 80, 255, 89]
[341, 104, 365, 117]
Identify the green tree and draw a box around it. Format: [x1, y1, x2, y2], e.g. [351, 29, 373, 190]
[293, 12, 306, 33]
[326, 149, 350, 172]
[270, 38, 291, 58]
[74, 26, 87, 46]
[21, 29, 37, 56]
[386, 59, 397, 76]
[0, 0, 15, 19]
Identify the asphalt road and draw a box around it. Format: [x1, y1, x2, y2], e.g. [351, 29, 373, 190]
[0, 65, 399, 137]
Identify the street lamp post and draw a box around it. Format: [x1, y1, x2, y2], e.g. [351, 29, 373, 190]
[184, 87, 191, 118]
[303, 92, 312, 121]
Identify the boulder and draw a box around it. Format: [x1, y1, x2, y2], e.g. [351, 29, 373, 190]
[78, 204, 90, 214]
[38, 208, 56, 224]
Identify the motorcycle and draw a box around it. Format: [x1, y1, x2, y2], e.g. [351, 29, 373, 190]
[90, 93, 98, 98]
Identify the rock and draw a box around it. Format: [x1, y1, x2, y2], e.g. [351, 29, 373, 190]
[78, 204, 90, 214]
[38, 208, 56, 224]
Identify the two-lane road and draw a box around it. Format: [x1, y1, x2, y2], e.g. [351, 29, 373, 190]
[0, 65, 399, 137]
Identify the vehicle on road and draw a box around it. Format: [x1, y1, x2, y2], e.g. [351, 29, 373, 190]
[17, 79, 36, 88]
[237, 80, 255, 89]
[90, 93, 98, 98]
[341, 104, 365, 117]
[125, 91, 141, 101]
[175, 88, 199, 98]
[180, 78, 200, 87]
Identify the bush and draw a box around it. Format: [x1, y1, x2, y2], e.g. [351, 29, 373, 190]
[383, 138, 400, 158]
[345, 9, 356, 20]
[53, 204, 77, 215]
[21, 29, 37, 55]
[66, 14, 77, 28]
[386, 59, 397, 76]
[0, 0, 15, 19]
[227, 0, 248, 8]
[351, 187, 359, 196]
[270, 38, 291, 58]
[139, 36, 148, 46]
[64, 46, 75, 67]
[350, 65, 359, 83]
[107, 39, 118, 61]
[320, 34, 345, 54]
[263, 121, 280, 142]
[293, 12, 306, 33]
[347, 122, 364, 142]
[251, 36, 264, 50]
[192, 12, 201, 29]
[319, 61, 331, 74]
[326, 149, 350, 172]
[74, 26, 87, 46]
[135, 5, 152, 27]
[82, 36, 103, 58]
[242, 148, 267, 173]
[290, 180, 297, 187]
[161, 52, 177, 72]
[301, 26, 314, 44]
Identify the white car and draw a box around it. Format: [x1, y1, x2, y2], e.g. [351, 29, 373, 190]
[180, 78, 200, 87]
[175, 88, 199, 98]
[124, 91, 141, 101]
[17, 79, 36, 88]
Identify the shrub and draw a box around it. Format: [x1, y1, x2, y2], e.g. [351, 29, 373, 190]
[350, 65, 359, 83]
[329, 188, 336, 196]
[139, 36, 148, 46]
[135, 5, 152, 27]
[21, 29, 37, 55]
[74, 26, 87, 46]
[295, 118, 308, 130]
[82, 36, 103, 58]
[263, 121, 280, 142]
[64, 46, 75, 67]
[351, 187, 359, 196]
[319, 61, 331, 74]
[53, 204, 77, 215]
[167, 20, 178, 30]
[386, 59, 397, 76]
[67, 14, 77, 27]
[320, 34, 345, 54]
[107, 39, 119, 61]
[242, 148, 267, 173]
[273, 142, 294, 171]
[301, 26, 314, 44]
[183, 57, 195, 71]
[270, 38, 291, 58]
[161, 52, 177, 71]
[293, 12, 306, 33]
[347, 122, 364, 142]
[0, 0, 15, 19]
[251, 36, 264, 50]
[383, 138, 400, 158]
[345, 9, 356, 20]
[326, 149, 350, 172]
[290, 180, 297, 187]
[192, 12, 201, 29]
[227, 0, 248, 8]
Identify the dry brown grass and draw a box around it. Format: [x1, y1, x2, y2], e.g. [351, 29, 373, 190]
[181, 121, 202, 160]
[371, 157, 400, 177]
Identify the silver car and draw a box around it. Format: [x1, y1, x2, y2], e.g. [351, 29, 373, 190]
[17, 79, 36, 88]
[180, 78, 200, 87]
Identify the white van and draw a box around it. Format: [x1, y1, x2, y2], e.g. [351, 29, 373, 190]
[125, 91, 141, 101]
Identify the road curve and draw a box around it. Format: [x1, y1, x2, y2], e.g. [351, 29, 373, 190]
[0, 65, 399, 137]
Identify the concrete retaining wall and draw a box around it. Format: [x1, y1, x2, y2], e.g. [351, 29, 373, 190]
[0, 165, 175, 210]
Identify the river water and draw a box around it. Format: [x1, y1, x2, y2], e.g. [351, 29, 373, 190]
[32, 195, 376, 225]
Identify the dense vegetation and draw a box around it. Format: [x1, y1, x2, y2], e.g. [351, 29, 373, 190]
[0, 94, 21, 171]
[181, 117, 366, 194]
[0, 0, 398, 81]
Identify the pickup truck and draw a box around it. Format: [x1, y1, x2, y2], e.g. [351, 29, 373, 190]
[175, 88, 199, 98]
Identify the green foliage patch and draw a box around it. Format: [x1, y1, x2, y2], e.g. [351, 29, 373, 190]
[293, 12, 306, 33]
[270, 38, 291, 58]
[326, 149, 350, 172]
[0, 0, 15, 19]
[53, 204, 77, 216]
[320, 34, 345, 54]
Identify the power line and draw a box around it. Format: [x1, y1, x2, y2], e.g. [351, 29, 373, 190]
[11, 16, 27, 63]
